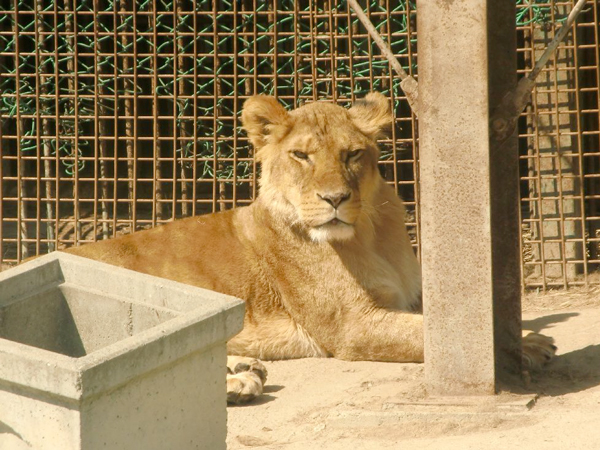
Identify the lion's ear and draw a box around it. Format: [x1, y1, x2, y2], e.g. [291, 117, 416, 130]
[348, 92, 393, 139]
[241, 95, 292, 149]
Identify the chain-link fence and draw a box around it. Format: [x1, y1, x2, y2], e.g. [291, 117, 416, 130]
[0, 0, 599, 291]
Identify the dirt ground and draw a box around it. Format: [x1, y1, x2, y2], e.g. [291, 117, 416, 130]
[227, 289, 600, 449]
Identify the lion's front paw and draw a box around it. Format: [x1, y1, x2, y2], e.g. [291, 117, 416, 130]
[226, 356, 268, 405]
[522, 331, 557, 372]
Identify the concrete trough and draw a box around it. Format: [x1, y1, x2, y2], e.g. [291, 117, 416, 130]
[0, 252, 245, 450]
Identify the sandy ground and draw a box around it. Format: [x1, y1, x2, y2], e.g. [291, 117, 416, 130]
[227, 291, 600, 449]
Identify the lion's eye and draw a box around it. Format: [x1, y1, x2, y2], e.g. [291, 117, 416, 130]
[292, 151, 309, 161]
[347, 149, 363, 161]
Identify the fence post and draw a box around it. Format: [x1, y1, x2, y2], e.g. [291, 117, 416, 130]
[418, 0, 522, 395]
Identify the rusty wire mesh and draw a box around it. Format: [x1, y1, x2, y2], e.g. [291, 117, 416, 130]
[0, 0, 420, 264]
[0, 0, 599, 292]
[517, 0, 600, 290]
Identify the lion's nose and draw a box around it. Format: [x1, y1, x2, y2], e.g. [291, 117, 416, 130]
[317, 192, 351, 209]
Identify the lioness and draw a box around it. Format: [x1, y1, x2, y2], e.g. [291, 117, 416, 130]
[68, 93, 555, 403]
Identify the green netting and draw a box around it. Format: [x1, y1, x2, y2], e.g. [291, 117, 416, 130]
[0, 0, 417, 182]
[0, 0, 568, 181]
[516, 0, 568, 26]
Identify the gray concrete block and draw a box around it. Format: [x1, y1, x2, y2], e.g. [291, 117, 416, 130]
[0, 251, 245, 450]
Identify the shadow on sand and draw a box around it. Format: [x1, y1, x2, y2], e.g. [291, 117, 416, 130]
[520, 312, 600, 396]
[523, 312, 579, 334]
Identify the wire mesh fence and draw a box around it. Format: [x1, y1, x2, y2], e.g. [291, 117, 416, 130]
[0, 0, 598, 291]
[517, 0, 600, 289]
[0, 0, 420, 262]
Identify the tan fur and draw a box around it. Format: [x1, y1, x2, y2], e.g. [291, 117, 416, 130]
[67, 93, 552, 372]
[68, 92, 424, 363]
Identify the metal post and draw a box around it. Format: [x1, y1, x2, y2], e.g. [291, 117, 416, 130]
[418, 0, 522, 395]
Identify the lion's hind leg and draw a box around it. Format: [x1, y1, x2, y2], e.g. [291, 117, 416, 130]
[226, 356, 268, 405]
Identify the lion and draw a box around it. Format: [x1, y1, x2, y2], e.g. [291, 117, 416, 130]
[67, 93, 556, 404]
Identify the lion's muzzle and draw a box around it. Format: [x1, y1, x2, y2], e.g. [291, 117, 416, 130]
[317, 191, 352, 209]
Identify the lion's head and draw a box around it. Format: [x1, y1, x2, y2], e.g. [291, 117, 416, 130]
[241, 93, 392, 243]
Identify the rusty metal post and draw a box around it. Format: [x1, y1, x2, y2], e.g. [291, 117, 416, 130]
[418, 0, 522, 395]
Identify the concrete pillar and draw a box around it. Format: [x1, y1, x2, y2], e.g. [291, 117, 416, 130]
[418, 0, 522, 395]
